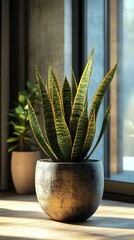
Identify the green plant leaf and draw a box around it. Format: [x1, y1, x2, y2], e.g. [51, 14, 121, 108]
[7, 137, 18, 143]
[14, 125, 26, 131]
[62, 76, 72, 126]
[27, 99, 58, 162]
[18, 94, 26, 104]
[89, 63, 117, 121]
[23, 137, 31, 141]
[36, 73, 65, 160]
[81, 110, 96, 160]
[8, 112, 17, 117]
[71, 70, 77, 104]
[14, 126, 26, 134]
[26, 81, 33, 90]
[15, 105, 24, 114]
[53, 81, 72, 161]
[7, 144, 19, 152]
[71, 104, 88, 162]
[86, 105, 111, 159]
[19, 114, 26, 121]
[69, 47, 94, 141]
[13, 132, 21, 136]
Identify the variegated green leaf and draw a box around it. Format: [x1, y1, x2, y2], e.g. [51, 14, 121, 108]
[89, 64, 117, 120]
[71, 104, 88, 162]
[70, 47, 94, 141]
[27, 100, 58, 162]
[71, 70, 77, 104]
[81, 110, 96, 160]
[62, 76, 72, 126]
[49, 65, 61, 99]
[53, 81, 72, 161]
[86, 105, 111, 160]
[48, 65, 53, 99]
[34, 72, 48, 143]
[36, 72, 65, 161]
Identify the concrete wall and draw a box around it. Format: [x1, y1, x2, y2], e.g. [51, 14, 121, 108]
[27, 0, 65, 84]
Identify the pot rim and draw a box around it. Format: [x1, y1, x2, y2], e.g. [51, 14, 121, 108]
[12, 150, 40, 154]
[37, 159, 102, 164]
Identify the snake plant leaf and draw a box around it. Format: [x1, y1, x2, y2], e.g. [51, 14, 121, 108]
[86, 105, 111, 160]
[48, 65, 61, 100]
[71, 104, 88, 162]
[62, 76, 72, 126]
[31, 72, 48, 144]
[71, 70, 77, 104]
[81, 110, 96, 160]
[27, 100, 58, 162]
[70, 47, 94, 141]
[48, 65, 53, 99]
[53, 81, 72, 161]
[89, 63, 117, 121]
[36, 73, 65, 161]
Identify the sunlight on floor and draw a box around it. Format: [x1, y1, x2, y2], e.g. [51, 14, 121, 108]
[0, 195, 134, 240]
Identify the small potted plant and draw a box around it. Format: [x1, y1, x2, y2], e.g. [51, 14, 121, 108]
[28, 48, 117, 222]
[7, 81, 41, 194]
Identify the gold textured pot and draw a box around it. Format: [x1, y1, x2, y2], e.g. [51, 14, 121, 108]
[11, 151, 41, 194]
[35, 159, 104, 222]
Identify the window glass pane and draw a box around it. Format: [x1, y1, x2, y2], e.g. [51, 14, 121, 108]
[87, 0, 105, 162]
[109, 0, 134, 183]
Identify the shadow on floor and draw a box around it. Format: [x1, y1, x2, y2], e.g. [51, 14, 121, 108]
[0, 193, 37, 202]
[0, 208, 45, 220]
[71, 216, 134, 229]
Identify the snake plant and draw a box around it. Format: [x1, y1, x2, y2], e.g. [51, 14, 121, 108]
[28, 48, 117, 162]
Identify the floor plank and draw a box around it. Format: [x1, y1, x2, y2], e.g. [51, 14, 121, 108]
[0, 194, 134, 240]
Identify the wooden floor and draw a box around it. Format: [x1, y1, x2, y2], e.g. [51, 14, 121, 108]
[0, 194, 134, 240]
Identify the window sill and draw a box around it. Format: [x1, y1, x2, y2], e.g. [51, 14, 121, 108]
[104, 179, 134, 203]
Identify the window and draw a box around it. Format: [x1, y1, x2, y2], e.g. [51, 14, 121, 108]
[105, 0, 134, 200]
[83, 0, 134, 200]
[109, 0, 134, 182]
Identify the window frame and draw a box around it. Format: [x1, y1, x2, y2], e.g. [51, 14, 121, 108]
[72, 0, 134, 202]
[104, 0, 134, 202]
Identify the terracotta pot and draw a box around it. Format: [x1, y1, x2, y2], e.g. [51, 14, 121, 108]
[35, 159, 104, 222]
[11, 151, 41, 194]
